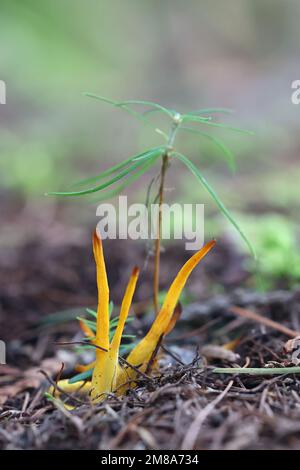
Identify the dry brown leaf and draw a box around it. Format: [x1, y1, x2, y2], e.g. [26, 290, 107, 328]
[0, 357, 62, 405]
[283, 336, 300, 365]
[201, 344, 240, 363]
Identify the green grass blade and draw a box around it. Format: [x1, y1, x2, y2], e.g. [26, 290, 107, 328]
[213, 367, 300, 375]
[86, 308, 97, 318]
[179, 127, 236, 172]
[171, 151, 255, 257]
[39, 308, 84, 326]
[68, 368, 93, 384]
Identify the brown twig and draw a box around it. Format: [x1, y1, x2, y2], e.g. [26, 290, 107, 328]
[118, 356, 153, 381]
[161, 345, 185, 365]
[39, 370, 88, 405]
[181, 380, 233, 450]
[146, 334, 164, 374]
[54, 341, 108, 352]
[54, 362, 65, 395]
[230, 305, 300, 338]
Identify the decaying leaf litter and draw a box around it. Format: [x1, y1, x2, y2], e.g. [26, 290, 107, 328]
[1, 228, 300, 450]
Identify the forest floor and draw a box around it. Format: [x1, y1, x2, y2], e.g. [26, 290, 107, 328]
[1, 199, 300, 450]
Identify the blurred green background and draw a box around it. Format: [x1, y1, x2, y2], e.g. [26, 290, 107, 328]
[0, 0, 299, 287]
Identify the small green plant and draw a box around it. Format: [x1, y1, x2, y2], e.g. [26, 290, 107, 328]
[235, 213, 300, 290]
[47, 95, 254, 312]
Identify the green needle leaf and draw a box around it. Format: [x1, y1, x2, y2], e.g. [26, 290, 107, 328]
[186, 107, 234, 115]
[179, 126, 236, 172]
[72, 147, 165, 188]
[82, 94, 117, 105]
[86, 305, 114, 319]
[132, 147, 165, 162]
[182, 114, 254, 135]
[83, 93, 168, 139]
[117, 99, 174, 118]
[47, 149, 163, 197]
[109, 301, 114, 317]
[171, 151, 256, 258]
[86, 308, 97, 318]
[89, 154, 161, 203]
[47, 164, 137, 196]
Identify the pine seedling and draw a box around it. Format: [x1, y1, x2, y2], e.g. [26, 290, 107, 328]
[47, 95, 255, 313]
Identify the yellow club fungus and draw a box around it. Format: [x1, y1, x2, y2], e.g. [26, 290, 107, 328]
[55, 231, 215, 403]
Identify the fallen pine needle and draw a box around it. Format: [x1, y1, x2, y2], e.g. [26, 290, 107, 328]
[181, 380, 233, 450]
[230, 305, 300, 338]
[45, 393, 84, 431]
[213, 367, 300, 375]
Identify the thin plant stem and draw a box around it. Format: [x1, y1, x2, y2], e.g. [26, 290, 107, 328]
[153, 152, 168, 314]
[213, 367, 300, 375]
[153, 115, 181, 314]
